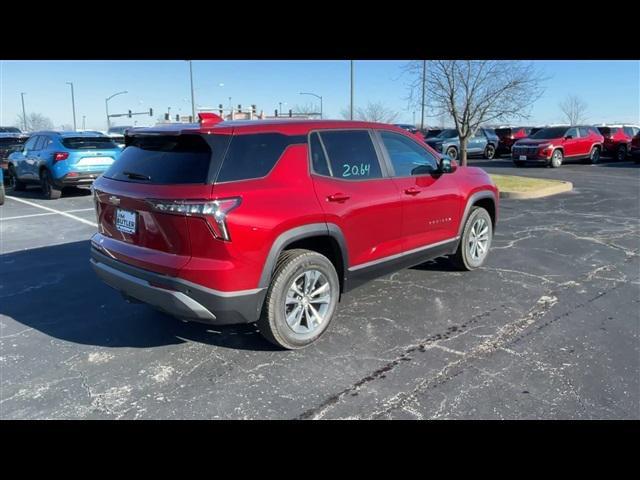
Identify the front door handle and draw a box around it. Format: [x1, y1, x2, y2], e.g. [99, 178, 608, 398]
[404, 187, 421, 196]
[327, 193, 350, 203]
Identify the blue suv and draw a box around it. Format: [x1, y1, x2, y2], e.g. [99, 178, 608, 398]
[7, 131, 121, 199]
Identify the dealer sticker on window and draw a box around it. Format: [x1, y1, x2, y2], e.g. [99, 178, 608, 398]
[115, 208, 136, 234]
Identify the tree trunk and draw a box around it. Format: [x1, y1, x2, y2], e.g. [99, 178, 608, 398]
[459, 136, 469, 167]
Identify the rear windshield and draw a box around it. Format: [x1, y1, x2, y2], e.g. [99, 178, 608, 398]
[0, 137, 27, 147]
[104, 134, 226, 184]
[529, 127, 568, 139]
[0, 127, 21, 133]
[495, 128, 512, 137]
[62, 136, 118, 149]
[436, 129, 458, 139]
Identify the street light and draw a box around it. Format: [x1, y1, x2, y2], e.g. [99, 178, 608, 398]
[66, 82, 77, 131]
[82, 115, 86, 130]
[187, 60, 196, 120]
[299, 92, 323, 119]
[105, 90, 128, 129]
[20, 92, 27, 131]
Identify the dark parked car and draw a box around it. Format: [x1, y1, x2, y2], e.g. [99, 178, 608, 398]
[423, 128, 443, 139]
[426, 128, 499, 160]
[0, 129, 29, 174]
[394, 124, 419, 134]
[494, 126, 535, 156]
[512, 125, 604, 167]
[91, 114, 498, 349]
[596, 125, 639, 161]
[631, 131, 640, 162]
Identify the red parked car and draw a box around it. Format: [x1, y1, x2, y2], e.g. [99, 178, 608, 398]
[631, 131, 640, 162]
[494, 126, 535, 156]
[597, 125, 640, 161]
[511, 125, 604, 168]
[90, 114, 498, 349]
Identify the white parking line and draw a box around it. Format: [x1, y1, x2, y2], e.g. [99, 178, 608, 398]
[5, 196, 97, 227]
[1, 208, 95, 222]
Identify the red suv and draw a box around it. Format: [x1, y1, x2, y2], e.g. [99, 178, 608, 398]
[90, 114, 498, 349]
[597, 125, 639, 161]
[511, 125, 604, 168]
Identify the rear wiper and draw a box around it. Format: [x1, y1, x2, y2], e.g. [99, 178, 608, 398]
[123, 171, 151, 181]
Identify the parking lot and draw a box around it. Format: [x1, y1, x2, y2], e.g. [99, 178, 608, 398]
[1, 157, 638, 419]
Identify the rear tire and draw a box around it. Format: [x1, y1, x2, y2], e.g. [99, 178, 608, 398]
[0, 184, 5, 205]
[257, 249, 339, 350]
[616, 145, 627, 162]
[484, 144, 496, 160]
[451, 207, 493, 271]
[40, 169, 62, 200]
[8, 165, 25, 191]
[590, 146, 601, 164]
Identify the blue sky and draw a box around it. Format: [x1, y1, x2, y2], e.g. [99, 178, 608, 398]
[1, 60, 638, 130]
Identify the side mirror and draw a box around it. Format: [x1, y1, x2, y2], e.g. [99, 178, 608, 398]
[439, 156, 455, 173]
[565, 135, 573, 140]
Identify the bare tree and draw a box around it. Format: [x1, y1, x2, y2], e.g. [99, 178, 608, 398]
[292, 102, 320, 117]
[403, 60, 546, 165]
[559, 94, 588, 125]
[15, 112, 54, 132]
[340, 101, 399, 123]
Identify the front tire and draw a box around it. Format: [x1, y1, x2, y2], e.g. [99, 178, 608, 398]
[451, 207, 493, 271]
[8, 165, 25, 191]
[257, 249, 339, 350]
[550, 149, 563, 168]
[484, 144, 496, 160]
[40, 169, 62, 200]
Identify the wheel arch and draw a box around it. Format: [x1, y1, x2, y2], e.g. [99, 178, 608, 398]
[258, 223, 349, 293]
[457, 190, 497, 238]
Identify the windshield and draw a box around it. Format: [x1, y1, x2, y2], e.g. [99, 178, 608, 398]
[436, 129, 458, 139]
[61, 136, 118, 149]
[0, 127, 21, 133]
[530, 127, 569, 139]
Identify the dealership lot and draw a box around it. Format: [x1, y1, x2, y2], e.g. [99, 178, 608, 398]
[0, 159, 638, 419]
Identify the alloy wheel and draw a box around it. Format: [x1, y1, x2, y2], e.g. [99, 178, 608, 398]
[467, 217, 490, 262]
[284, 269, 331, 335]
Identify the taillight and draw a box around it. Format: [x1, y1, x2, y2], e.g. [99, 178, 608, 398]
[147, 198, 241, 241]
[53, 152, 69, 162]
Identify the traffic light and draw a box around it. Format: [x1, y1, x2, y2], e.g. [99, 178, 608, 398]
[164, 113, 169, 121]
[128, 110, 132, 118]
[149, 108, 153, 117]
[175, 114, 180, 122]
[219, 104, 224, 115]
[251, 104, 256, 114]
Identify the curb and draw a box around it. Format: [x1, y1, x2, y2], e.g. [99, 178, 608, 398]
[499, 181, 573, 200]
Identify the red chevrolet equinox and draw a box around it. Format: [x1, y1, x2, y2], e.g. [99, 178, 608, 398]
[91, 114, 498, 349]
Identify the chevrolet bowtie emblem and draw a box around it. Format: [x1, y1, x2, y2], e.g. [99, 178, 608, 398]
[109, 196, 120, 205]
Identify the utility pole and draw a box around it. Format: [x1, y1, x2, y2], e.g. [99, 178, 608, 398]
[20, 92, 27, 131]
[105, 91, 128, 130]
[420, 60, 426, 131]
[350, 60, 354, 120]
[189, 60, 196, 120]
[82, 115, 86, 129]
[66, 82, 77, 130]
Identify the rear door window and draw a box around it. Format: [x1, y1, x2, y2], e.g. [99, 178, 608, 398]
[104, 134, 227, 184]
[318, 130, 383, 180]
[309, 132, 331, 176]
[216, 133, 306, 183]
[578, 127, 590, 137]
[23, 136, 38, 151]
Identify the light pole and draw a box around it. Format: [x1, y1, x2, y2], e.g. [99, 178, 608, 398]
[105, 90, 128, 130]
[188, 60, 196, 121]
[66, 82, 77, 131]
[82, 115, 86, 130]
[299, 92, 323, 119]
[350, 60, 354, 120]
[420, 60, 426, 131]
[20, 92, 27, 131]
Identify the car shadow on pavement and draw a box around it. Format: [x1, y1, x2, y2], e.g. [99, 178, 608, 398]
[6, 185, 92, 200]
[0, 240, 279, 352]
[410, 256, 461, 272]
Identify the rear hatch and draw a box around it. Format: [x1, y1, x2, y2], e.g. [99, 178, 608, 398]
[62, 136, 121, 171]
[92, 133, 230, 274]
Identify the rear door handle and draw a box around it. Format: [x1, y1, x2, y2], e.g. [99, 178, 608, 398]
[327, 193, 350, 203]
[404, 187, 421, 196]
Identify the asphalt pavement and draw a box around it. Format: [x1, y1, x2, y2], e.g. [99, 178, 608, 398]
[1, 157, 638, 419]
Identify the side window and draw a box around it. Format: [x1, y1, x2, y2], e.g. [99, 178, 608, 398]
[216, 133, 304, 183]
[623, 127, 634, 137]
[309, 132, 331, 177]
[24, 136, 39, 151]
[380, 130, 439, 177]
[578, 127, 590, 137]
[566, 127, 578, 138]
[319, 130, 383, 180]
[40, 136, 52, 150]
[35, 136, 49, 150]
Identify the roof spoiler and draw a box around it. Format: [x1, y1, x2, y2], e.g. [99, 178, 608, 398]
[198, 112, 224, 127]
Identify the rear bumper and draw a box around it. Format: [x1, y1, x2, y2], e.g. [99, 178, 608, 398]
[90, 246, 266, 325]
[56, 171, 103, 187]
